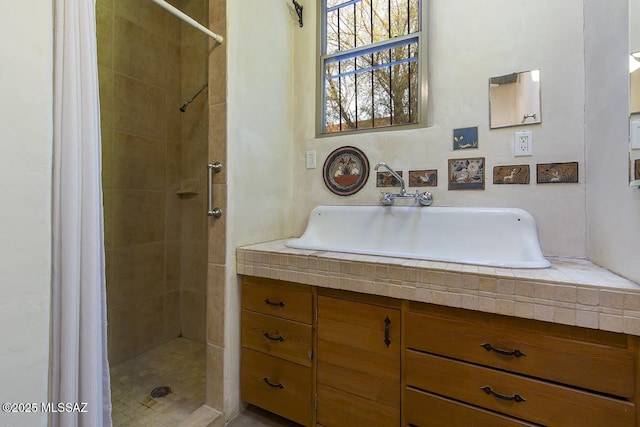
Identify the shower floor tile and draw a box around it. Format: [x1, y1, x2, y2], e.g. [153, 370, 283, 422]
[110, 337, 205, 427]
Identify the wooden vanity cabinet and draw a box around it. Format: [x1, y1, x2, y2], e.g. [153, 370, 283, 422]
[404, 302, 637, 427]
[315, 289, 401, 427]
[240, 277, 314, 426]
[240, 275, 640, 427]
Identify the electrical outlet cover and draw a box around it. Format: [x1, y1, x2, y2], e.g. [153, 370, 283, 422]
[514, 131, 533, 156]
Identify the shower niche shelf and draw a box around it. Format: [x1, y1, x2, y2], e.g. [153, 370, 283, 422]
[176, 178, 200, 196]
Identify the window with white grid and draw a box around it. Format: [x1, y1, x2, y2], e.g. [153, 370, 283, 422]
[320, 0, 424, 134]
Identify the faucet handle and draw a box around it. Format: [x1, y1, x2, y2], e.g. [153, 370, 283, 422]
[417, 191, 433, 207]
[380, 192, 394, 206]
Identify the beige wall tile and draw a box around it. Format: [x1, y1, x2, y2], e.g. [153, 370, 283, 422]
[109, 242, 165, 307]
[167, 143, 182, 191]
[600, 290, 625, 309]
[112, 190, 165, 246]
[207, 263, 225, 347]
[103, 189, 113, 249]
[166, 241, 181, 292]
[209, 0, 225, 25]
[554, 285, 577, 303]
[113, 132, 166, 190]
[96, 3, 113, 69]
[624, 292, 640, 311]
[114, 74, 166, 140]
[182, 241, 208, 294]
[181, 290, 206, 342]
[208, 42, 226, 105]
[97, 0, 113, 10]
[167, 42, 183, 142]
[135, 296, 166, 353]
[164, 291, 182, 340]
[101, 127, 114, 189]
[577, 287, 599, 305]
[181, 193, 207, 241]
[207, 184, 226, 265]
[98, 67, 114, 130]
[114, 16, 166, 86]
[166, 192, 181, 241]
[114, 0, 168, 38]
[108, 304, 138, 364]
[206, 343, 224, 410]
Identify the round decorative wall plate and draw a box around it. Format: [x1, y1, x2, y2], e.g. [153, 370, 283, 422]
[323, 146, 370, 196]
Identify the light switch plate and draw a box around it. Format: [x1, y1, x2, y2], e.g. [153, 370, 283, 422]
[306, 150, 317, 169]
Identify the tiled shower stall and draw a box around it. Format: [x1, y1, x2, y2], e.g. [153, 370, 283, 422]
[97, 0, 227, 421]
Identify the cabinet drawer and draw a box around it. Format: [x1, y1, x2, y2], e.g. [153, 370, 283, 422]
[405, 387, 538, 427]
[241, 348, 312, 427]
[406, 305, 635, 398]
[317, 383, 398, 427]
[242, 310, 312, 366]
[242, 276, 312, 324]
[406, 350, 635, 427]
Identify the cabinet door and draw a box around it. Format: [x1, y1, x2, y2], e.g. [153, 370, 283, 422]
[316, 294, 401, 427]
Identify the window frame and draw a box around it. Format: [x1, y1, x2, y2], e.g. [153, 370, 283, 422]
[316, 0, 428, 136]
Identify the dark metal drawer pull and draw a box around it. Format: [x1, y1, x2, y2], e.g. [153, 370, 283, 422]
[384, 316, 391, 347]
[481, 386, 526, 403]
[481, 343, 525, 358]
[263, 377, 284, 389]
[264, 298, 285, 307]
[263, 332, 285, 342]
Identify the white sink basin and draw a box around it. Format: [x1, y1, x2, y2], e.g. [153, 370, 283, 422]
[286, 205, 550, 269]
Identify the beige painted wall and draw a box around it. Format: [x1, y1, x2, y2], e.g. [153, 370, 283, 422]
[293, 0, 588, 258]
[0, 2, 52, 426]
[586, 1, 640, 284]
[225, 0, 295, 417]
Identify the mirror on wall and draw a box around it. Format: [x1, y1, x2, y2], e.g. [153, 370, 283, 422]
[489, 70, 541, 129]
[631, 0, 640, 184]
[632, 52, 640, 114]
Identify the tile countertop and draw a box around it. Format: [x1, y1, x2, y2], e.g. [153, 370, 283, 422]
[237, 239, 640, 336]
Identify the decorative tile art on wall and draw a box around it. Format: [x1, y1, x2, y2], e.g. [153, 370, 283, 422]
[453, 126, 479, 150]
[409, 170, 438, 187]
[376, 171, 404, 187]
[448, 157, 485, 190]
[536, 162, 579, 184]
[635, 159, 640, 181]
[322, 146, 370, 196]
[493, 165, 530, 185]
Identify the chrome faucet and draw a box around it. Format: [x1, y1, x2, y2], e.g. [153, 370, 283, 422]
[374, 162, 407, 195]
[374, 162, 433, 207]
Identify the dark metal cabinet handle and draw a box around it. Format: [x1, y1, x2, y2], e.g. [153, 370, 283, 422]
[384, 316, 391, 347]
[263, 332, 284, 342]
[481, 386, 526, 403]
[263, 377, 284, 389]
[481, 343, 526, 358]
[264, 298, 285, 308]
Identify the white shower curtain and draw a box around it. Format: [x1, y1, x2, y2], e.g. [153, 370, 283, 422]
[51, 0, 112, 425]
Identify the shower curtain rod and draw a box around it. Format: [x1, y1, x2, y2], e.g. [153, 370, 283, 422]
[151, 0, 224, 44]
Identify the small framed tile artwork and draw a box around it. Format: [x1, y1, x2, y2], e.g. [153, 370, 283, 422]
[635, 159, 640, 181]
[493, 165, 530, 185]
[409, 170, 438, 187]
[377, 171, 403, 187]
[448, 157, 485, 190]
[536, 162, 579, 184]
[453, 126, 479, 150]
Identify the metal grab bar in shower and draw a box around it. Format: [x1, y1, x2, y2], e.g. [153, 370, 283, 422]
[207, 162, 223, 218]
